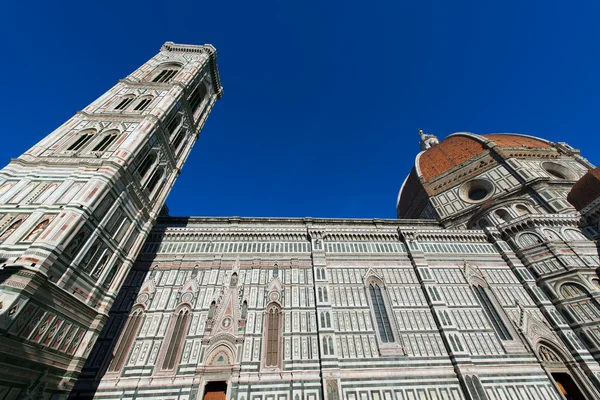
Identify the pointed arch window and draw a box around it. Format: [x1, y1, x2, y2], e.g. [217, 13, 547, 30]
[23, 218, 50, 242]
[322, 336, 335, 355]
[473, 285, 512, 340]
[265, 305, 281, 367]
[67, 130, 95, 151]
[93, 131, 119, 152]
[133, 97, 153, 111]
[241, 301, 248, 319]
[208, 301, 216, 319]
[152, 65, 180, 83]
[162, 308, 190, 370]
[138, 152, 157, 181]
[114, 96, 135, 110]
[171, 129, 187, 152]
[109, 307, 143, 372]
[369, 283, 394, 343]
[188, 83, 207, 114]
[146, 167, 164, 195]
[166, 115, 182, 139]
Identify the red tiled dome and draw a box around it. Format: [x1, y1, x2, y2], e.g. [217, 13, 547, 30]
[418, 136, 486, 181]
[417, 133, 552, 182]
[398, 133, 555, 218]
[484, 134, 552, 149]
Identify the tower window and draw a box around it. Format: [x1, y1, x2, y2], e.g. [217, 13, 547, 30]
[265, 305, 281, 367]
[473, 285, 512, 340]
[146, 167, 164, 195]
[166, 115, 182, 138]
[138, 153, 157, 181]
[93, 132, 118, 152]
[188, 83, 207, 114]
[133, 97, 152, 111]
[67, 131, 95, 151]
[108, 308, 143, 372]
[369, 283, 394, 343]
[162, 308, 190, 370]
[171, 129, 187, 152]
[114, 97, 135, 110]
[152, 67, 179, 83]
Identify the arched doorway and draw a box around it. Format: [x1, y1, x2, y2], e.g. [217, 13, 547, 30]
[537, 343, 587, 400]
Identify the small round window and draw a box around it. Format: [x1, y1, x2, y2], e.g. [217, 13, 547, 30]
[469, 188, 488, 201]
[460, 179, 494, 203]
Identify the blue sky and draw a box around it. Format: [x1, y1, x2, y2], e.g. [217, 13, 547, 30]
[1, 1, 599, 219]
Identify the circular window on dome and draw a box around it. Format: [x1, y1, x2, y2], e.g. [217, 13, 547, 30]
[460, 179, 494, 203]
[542, 161, 576, 181]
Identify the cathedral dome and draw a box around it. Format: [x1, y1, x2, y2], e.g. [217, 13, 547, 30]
[416, 133, 552, 182]
[398, 132, 554, 219]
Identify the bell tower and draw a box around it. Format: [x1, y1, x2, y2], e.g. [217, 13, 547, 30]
[0, 42, 223, 397]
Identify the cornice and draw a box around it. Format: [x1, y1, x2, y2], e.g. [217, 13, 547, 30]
[154, 216, 442, 230]
[399, 227, 490, 243]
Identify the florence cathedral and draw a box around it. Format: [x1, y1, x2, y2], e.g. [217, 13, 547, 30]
[1, 42, 600, 400]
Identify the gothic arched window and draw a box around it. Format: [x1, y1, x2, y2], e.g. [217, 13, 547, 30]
[241, 300, 248, 319]
[265, 305, 281, 367]
[109, 307, 143, 372]
[67, 130, 95, 151]
[146, 167, 164, 195]
[162, 308, 190, 370]
[171, 129, 187, 152]
[473, 285, 512, 340]
[369, 283, 394, 343]
[188, 83, 207, 114]
[151, 64, 180, 83]
[138, 152, 157, 181]
[166, 115, 182, 139]
[114, 95, 135, 110]
[92, 130, 119, 152]
[133, 96, 153, 111]
[208, 301, 216, 319]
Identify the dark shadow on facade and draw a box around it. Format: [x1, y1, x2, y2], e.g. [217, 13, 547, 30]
[68, 229, 167, 399]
